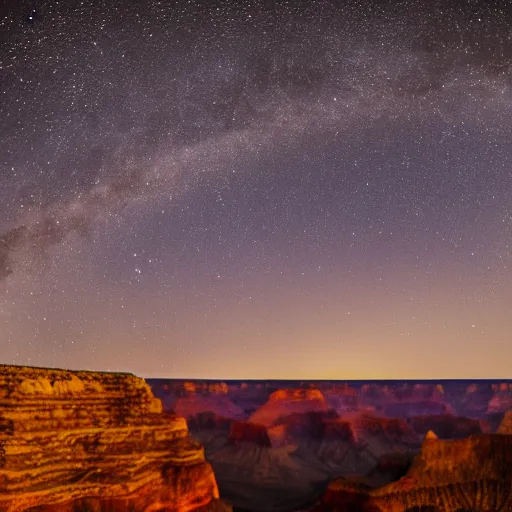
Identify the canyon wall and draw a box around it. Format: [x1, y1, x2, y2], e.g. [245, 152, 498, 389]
[0, 364, 228, 512]
[311, 432, 512, 512]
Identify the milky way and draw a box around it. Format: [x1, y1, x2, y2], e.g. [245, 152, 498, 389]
[1, 0, 512, 378]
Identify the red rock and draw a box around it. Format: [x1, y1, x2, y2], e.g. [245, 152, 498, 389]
[269, 388, 326, 402]
[274, 410, 339, 439]
[249, 389, 329, 427]
[0, 364, 229, 512]
[228, 420, 271, 447]
[320, 419, 356, 442]
[308, 433, 512, 512]
[352, 414, 418, 444]
[498, 409, 512, 434]
[267, 424, 290, 447]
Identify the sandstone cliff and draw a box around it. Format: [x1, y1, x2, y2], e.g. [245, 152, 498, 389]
[309, 432, 512, 512]
[0, 364, 228, 512]
[249, 389, 329, 427]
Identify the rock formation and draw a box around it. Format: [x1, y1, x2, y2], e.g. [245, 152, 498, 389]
[275, 410, 340, 439]
[408, 414, 483, 439]
[173, 394, 245, 421]
[321, 419, 357, 442]
[228, 421, 272, 447]
[324, 385, 360, 413]
[249, 389, 329, 427]
[187, 411, 232, 432]
[0, 364, 228, 512]
[154, 380, 229, 397]
[309, 433, 512, 512]
[498, 410, 512, 434]
[488, 383, 512, 413]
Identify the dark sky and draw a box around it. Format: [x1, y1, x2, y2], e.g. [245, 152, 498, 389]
[1, 0, 511, 378]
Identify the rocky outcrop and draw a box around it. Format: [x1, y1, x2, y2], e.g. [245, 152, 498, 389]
[309, 433, 512, 512]
[498, 410, 512, 434]
[0, 364, 228, 512]
[249, 389, 329, 427]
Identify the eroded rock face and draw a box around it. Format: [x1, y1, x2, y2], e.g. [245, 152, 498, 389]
[309, 433, 512, 512]
[228, 420, 272, 447]
[0, 364, 229, 512]
[249, 389, 329, 427]
[498, 410, 512, 434]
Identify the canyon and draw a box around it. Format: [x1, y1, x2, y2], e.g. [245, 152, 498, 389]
[1, 367, 511, 512]
[149, 379, 512, 512]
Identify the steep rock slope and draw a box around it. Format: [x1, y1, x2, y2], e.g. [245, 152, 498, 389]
[309, 432, 512, 512]
[498, 410, 512, 434]
[0, 364, 228, 512]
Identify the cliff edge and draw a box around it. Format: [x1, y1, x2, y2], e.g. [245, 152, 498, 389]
[0, 364, 229, 512]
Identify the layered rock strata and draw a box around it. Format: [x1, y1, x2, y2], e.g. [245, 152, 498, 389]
[310, 432, 512, 512]
[0, 364, 226, 512]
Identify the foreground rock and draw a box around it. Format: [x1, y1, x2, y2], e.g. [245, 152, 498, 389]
[0, 364, 229, 512]
[309, 432, 512, 512]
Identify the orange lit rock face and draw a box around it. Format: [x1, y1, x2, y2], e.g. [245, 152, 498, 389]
[182, 382, 229, 395]
[0, 365, 227, 512]
[498, 410, 512, 433]
[269, 388, 325, 402]
[249, 388, 329, 427]
[309, 433, 512, 512]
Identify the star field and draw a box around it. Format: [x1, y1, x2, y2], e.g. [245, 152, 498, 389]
[1, 0, 511, 378]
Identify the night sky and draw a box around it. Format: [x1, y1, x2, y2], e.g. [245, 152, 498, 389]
[1, 0, 511, 379]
